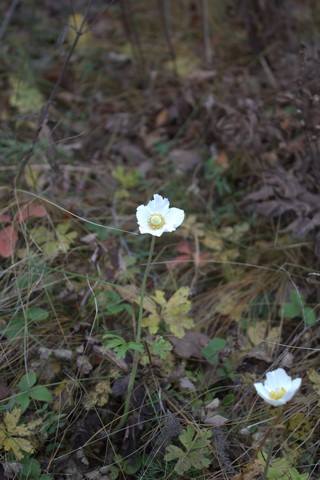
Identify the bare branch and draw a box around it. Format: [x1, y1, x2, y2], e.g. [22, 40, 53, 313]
[0, 0, 20, 41]
[15, 0, 95, 184]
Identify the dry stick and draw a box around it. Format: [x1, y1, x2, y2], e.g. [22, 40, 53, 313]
[119, 235, 156, 428]
[15, 0, 94, 184]
[158, 0, 177, 74]
[201, 0, 213, 67]
[0, 0, 20, 41]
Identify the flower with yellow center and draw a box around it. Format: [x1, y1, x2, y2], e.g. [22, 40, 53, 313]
[136, 194, 185, 237]
[254, 368, 301, 407]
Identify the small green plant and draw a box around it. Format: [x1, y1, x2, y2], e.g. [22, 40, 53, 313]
[281, 290, 316, 327]
[102, 333, 144, 359]
[258, 452, 308, 480]
[20, 457, 53, 480]
[14, 371, 52, 412]
[4, 307, 49, 340]
[149, 336, 172, 359]
[112, 165, 141, 190]
[165, 425, 212, 475]
[204, 156, 231, 196]
[96, 290, 132, 316]
[30, 222, 78, 257]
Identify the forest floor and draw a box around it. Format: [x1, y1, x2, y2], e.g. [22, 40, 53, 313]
[1, 1, 320, 479]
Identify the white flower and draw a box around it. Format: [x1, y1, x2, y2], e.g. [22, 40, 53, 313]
[254, 368, 301, 407]
[136, 194, 185, 237]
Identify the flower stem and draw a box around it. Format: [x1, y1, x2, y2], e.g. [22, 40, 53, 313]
[262, 408, 283, 479]
[119, 235, 155, 428]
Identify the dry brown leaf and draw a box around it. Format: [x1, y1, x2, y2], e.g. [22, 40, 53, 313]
[0, 225, 18, 258]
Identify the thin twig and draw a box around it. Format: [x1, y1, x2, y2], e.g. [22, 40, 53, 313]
[158, 0, 177, 74]
[119, 0, 145, 74]
[0, 0, 20, 41]
[201, 0, 213, 67]
[15, 0, 94, 184]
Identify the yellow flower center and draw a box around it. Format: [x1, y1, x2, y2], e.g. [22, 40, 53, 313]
[148, 213, 165, 230]
[269, 387, 287, 400]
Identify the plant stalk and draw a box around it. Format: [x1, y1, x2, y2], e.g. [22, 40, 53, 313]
[263, 408, 283, 479]
[119, 235, 155, 427]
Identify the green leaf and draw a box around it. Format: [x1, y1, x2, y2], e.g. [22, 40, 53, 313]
[18, 371, 37, 391]
[30, 386, 52, 402]
[4, 316, 25, 339]
[150, 336, 172, 359]
[165, 426, 212, 476]
[16, 392, 30, 412]
[258, 452, 308, 480]
[281, 302, 301, 319]
[122, 455, 142, 475]
[202, 337, 226, 364]
[303, 307, 317, 326]
[127, 342, 144, 353]
[21, 457, 41, 479]
[281, 290, 304, 319]
[26, 307, 49, 322]
[290, 290, 303, 308]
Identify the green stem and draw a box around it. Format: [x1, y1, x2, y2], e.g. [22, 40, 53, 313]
[119, 235, 155, 427]
[263, 408, 283, 479]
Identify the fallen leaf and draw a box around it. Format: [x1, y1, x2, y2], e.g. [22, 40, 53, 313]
[0, 225, 18, 258]
[203, 414, 228, 427]
[17, 204, 47, 222]
[168, 149, 202, 173]
[179, 377, 196, 391]
[0, 214, 11, 223]
[76, 355, 93, 375]
[155, 108, 170, 127]
[171, 332, 209, 359]
[84, 381, 110, 410]
[248, 321, 267, 346]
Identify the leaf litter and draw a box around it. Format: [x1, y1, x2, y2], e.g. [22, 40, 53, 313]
[0, 1, 320, 479]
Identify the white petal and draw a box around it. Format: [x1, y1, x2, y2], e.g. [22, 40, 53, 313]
[265, 368, 291, 391]
[254, 383, 271, 403]
[164, 207, 185, 232]
[281, 378, 302, 403]
[291, 377, 302, 392]
[147, 194, 170, 212]
[136, 205, 151, 233]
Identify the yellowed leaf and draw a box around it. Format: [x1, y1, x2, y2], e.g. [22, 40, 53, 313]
[202, 235, 223, 251]
[180, 215, 205, 238]
[4, 437, 34, 460]
[68, 13, 93, 51]
[142, 312, 161, 334]
[0, 408, 37, 460]
[9, 76, 44, 114]
[84, 381, 111, 410]
[248, 321, 267, 346]
[144, 287, 194, 338]
[115, 285, 157, 314]
[216, 295, 247, 322]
